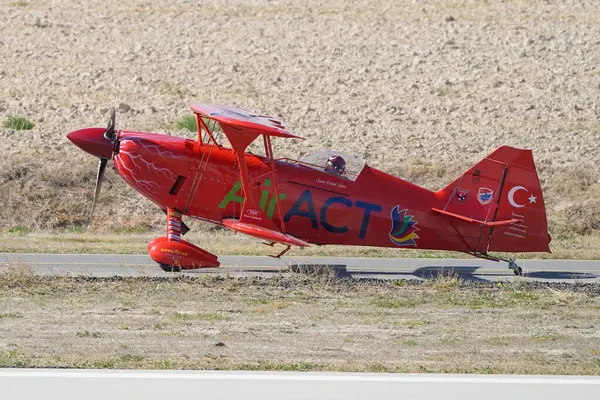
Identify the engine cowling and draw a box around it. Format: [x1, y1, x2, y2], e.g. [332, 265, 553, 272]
[148, 236, 220, 269]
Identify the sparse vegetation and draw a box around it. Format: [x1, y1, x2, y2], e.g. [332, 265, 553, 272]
[238, 362, 318, 372]
[172, 312, 227, 321]
[531, 334, 568, 343]
[76, 330, 103, 338]
[0, 312, 23, 319]
[172, 115, 197, 132]
[0, 269, 600, 374]
[120, 354, 146, 363]
[3, 116, 34, 130]
[7, 226, 30, 235]
[0, 262, 36, 289]
[374, 297, 421, 308]
[404, 320, 428, 327]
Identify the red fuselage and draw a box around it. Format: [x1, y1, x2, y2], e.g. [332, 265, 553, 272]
[112, 131, 547, 253]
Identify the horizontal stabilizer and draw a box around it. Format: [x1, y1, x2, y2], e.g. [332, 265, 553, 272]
[432, 208, 518, 227]
[222, 218, 310, 247]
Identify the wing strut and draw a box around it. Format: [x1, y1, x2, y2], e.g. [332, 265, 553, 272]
[189, 104, 308, 248]
[219, 127, 307, 248]
[264, 134, 286, 233]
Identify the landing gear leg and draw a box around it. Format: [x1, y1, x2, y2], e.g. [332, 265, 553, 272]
[159, 209, 184, 273]
[269, 245, 291, 259]
[148, 208, 221, 271]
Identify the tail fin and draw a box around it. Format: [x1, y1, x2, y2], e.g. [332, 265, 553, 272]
[435, 146, 551, 253]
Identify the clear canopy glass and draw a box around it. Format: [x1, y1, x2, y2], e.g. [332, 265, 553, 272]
[296, 149, 366, 181]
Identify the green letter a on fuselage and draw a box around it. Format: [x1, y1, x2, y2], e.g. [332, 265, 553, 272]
[218, 181, 244, 209]
[217, 179, 284, 220]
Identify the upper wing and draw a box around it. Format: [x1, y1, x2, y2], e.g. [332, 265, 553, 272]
[190, 103, 303, 139]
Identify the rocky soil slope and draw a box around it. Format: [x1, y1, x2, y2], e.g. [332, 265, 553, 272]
[1, 0, 599, 236]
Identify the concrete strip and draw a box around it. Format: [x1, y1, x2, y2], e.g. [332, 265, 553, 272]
[1, 369, 599, 400]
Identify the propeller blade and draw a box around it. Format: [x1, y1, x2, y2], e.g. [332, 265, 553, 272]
[90, 157, 108, 223]
[103, 108, 117, 142]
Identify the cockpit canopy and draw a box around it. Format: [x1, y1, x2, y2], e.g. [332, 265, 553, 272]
[298, 150, 366, 181]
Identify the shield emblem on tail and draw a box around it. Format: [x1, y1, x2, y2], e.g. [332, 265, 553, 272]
[477, 187, 494, 205]
[454, 187, 470, 204]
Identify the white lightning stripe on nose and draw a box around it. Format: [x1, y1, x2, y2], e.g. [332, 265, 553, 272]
[114, 154, 161, 197]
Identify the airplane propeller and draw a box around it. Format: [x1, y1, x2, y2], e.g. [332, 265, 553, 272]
[90, 157, 108, 223]
[103, 108, 117, 143]
[90, 108, 117, 223]
[69, 108, 192, 234]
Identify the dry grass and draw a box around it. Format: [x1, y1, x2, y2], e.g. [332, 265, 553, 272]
[1, 230, 600, 259]
[1, 267, 600, 374]
[0, 154, 162, 232]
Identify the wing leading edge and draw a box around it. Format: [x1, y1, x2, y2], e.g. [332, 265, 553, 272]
[190, 103, 303, 139]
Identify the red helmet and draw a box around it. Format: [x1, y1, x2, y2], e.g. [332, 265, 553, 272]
[326, 155, 346, 174]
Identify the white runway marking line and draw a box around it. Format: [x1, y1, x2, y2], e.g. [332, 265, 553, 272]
[1, 370, 600, 385]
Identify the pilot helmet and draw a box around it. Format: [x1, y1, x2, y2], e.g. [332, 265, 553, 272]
[326, 155, 346, 174]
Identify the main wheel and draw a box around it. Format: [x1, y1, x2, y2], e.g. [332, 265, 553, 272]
[513, 266, 523, 276]
[159, 263, 181, 272]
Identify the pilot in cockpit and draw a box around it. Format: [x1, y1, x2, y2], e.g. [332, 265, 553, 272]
[324, 155, 346, 177]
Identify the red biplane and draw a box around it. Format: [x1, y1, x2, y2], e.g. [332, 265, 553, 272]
[67, 104, 551, 275]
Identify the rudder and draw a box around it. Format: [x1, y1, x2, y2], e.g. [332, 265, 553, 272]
[436, 146, 551, 253]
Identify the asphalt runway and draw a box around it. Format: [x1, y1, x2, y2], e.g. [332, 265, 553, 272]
[1, 253, 599, 282]
[1, 369, 599, 400]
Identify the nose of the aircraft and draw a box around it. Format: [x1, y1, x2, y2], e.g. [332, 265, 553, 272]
[67, 128, 114, 159]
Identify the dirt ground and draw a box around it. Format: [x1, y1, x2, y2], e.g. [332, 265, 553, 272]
[0, 0, 599, 238]
[1, 266, 600, 374]
[1, 230, 600, 259]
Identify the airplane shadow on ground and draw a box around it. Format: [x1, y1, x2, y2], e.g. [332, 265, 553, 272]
[411, 266, 489, 282]
[193, 265, 598, 281]
[287, 264, 499, 282]
[524, 271, 597, 280]
[350, 266, 598, 281]
[287, 265, 599, 281]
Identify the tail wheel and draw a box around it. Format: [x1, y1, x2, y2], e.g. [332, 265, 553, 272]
[159, 263, 181, 272]
[508, 259, 523, 276]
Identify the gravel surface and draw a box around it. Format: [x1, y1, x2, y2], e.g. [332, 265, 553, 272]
[1, 0, 599, 233]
